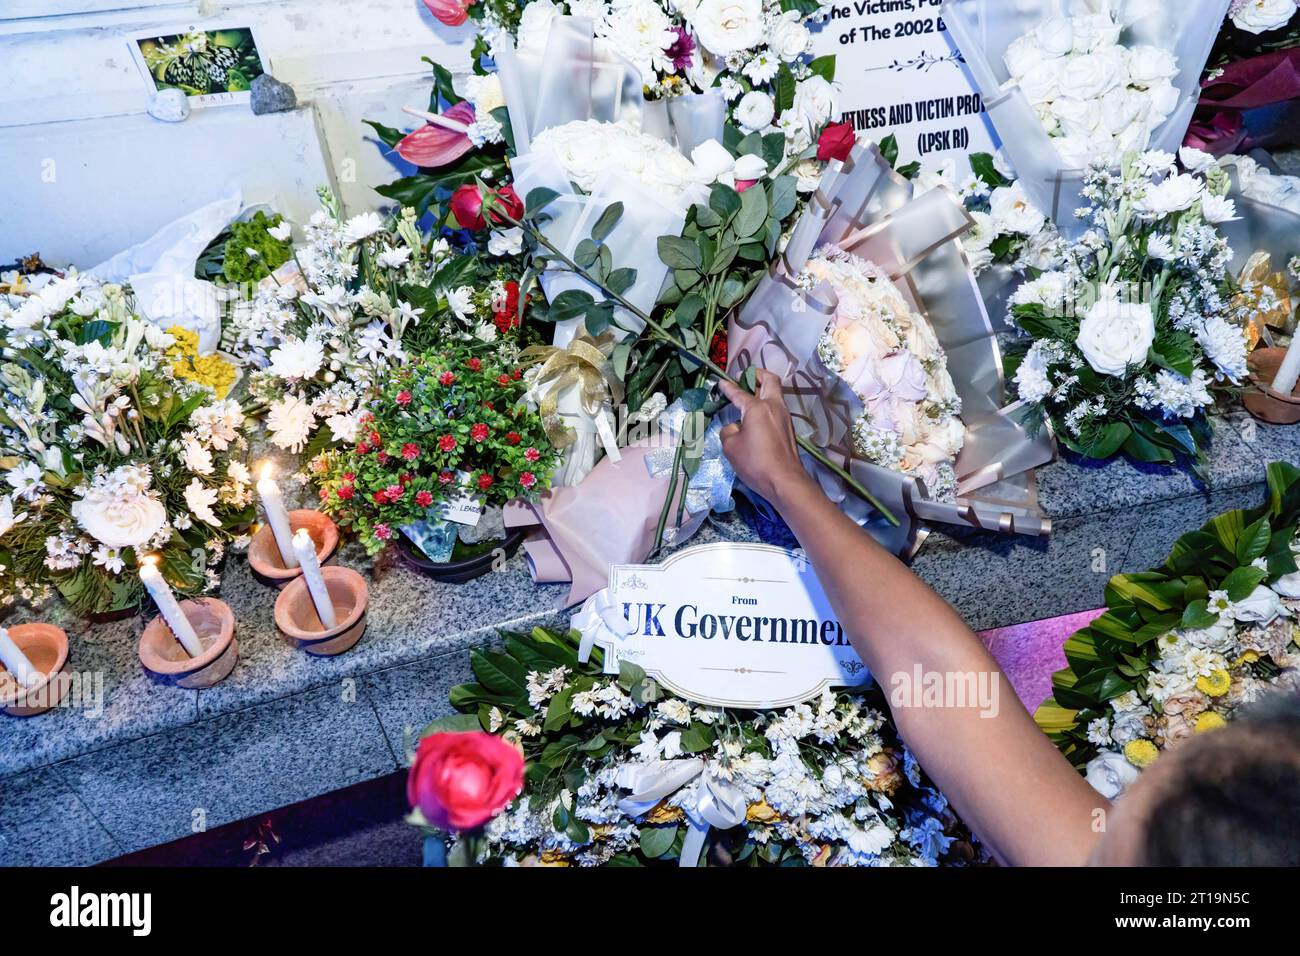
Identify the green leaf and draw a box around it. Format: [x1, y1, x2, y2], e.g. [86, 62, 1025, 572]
[525, 186, 560, 215]
[673, 293, 706, 329]
[1222, 565, 1267, 602]
[658, 235, 703, 270]
[807, 55, 835, 83]
[709, 184, 742, 220]
[548, 288, 595, 322]
[591, 201, 624, 243]
[1236, 516, 1272, 566]
[878, 133, 899, 168]
[969, 152, 1009, 189]
[774, 63, 796, 112]
[640, 825, 679, 859]
[769, 175, 798, 220]
[1181, 600, 1220, 631]
[1086, 422, 1132, 459]
[606, 266, 637, 295]
[574, 238, 600, 267]
[680, 721, 716, 753]
[417, 713, 481, 738]
[361, 119, 404, 149]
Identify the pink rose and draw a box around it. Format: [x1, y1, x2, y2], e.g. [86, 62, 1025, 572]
[407, 731, 524, 832]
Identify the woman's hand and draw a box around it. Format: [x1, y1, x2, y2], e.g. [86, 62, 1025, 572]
[718, 369, 812, 507]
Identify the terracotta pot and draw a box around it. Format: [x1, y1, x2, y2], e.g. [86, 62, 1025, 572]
[393, 528, 526, 584]
[1243, 347, 1300, 425]
[247, 510, 340, 587]
[274, 566, 369, 656]
[138, 598, 239, 689]
[0, 624, 70, 717]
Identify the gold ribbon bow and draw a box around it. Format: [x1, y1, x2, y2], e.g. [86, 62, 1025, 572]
[1233, 252, 1294, 350]
[520, 332, 625, 449]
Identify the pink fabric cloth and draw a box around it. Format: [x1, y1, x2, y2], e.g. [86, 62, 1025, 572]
[976, 608, 1105, 713]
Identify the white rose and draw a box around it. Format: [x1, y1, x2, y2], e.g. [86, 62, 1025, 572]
[732, 153, 768, 181]
[1099, 87, 1148, 136]
[1061, 52, 1119, 100]
[734, 90, 775, 132]
[1126, 45, 1179, 87]
[1003, 33, 1041, 79]
[72, 485, 166, 551]
[1035, 17, 1075, 57]
[1232, 584, 1283, 623]
[1052, 96, 1104, 138]
[1076, 298, 1156, 376]
[1070, 13, 1121, 53]
[964, 210, 996, 252]
[989, 182, 1046, 236]
[1019, 59, 1064, 105]
[1231, 0, 1297, 35]
[686, 0, 764, 56]
[1146, 79, 1181, 120]
[791, 75, 840, 136]
[1085, 751, 1141, 798]
[517, 0, 560, 51]
[768, 11, 811, 62]
[1140, 172, 1204, 217]
[691, 138, 736, 183]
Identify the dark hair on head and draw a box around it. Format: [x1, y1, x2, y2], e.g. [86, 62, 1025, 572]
[1142, 688, 1300, 866]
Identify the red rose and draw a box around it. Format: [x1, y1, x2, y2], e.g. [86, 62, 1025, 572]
[519, 471, 537, 489]
[816, 121, 856, 163]
[524, 447, 540, 462]
[407, 731, 524, 833]
[506, 431, 521, 446]
[497, 374, 510, 386]
[709, 329, 728, 370]
[448, 184, 524, 231]
[396, 390, 412, 406]
[470, 422, 489, 442]
[477, 473, 494, 491]
[439, 470, 455, 484]
[402, 442, 420, 461]
[467, 357, 482, 371]
[374, 523, 392, 541]
[356, 441, 371, 455]
[336, 484, 354, 501]
[438, 434, 457, 453]
[373, 490, 389, 504]
[415, 489, 434, 507]
[439, 371, 456, 386]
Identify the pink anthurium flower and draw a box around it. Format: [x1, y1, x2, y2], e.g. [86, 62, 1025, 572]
[395, 101, 476, 168]
[423, 0, 474, 27]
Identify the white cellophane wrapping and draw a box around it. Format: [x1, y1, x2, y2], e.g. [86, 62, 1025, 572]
[728, 144, 1056, 558]
[942, 0, 1232, 237]
[497, 15, 724, 484]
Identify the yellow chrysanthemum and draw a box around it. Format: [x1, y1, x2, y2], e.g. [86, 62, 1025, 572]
[644, 800, 684, 825]
[1124, 739, 1160, 769]
[538, 849, 572, 867]
[1233, 650, 1260, 667]
[1195, 712, 1227, 734]
[1196, 668, 1232, 697]
[165, 325, 237, 398]
[746, 799, 780, 825]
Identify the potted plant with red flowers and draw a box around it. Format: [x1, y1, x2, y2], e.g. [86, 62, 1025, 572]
[312, 342, 558, 582]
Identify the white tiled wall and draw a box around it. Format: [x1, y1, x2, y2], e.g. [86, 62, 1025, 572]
[0, 0, 472, 266]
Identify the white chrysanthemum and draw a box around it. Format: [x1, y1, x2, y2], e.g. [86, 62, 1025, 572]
[1196, 313, 1248, 382]
[184, 478, 222, 528]
[340, 212, 384, 245]
[595, 0, 676, 85]
[268, 338, 325, 381]
[265, 394, 316, 453]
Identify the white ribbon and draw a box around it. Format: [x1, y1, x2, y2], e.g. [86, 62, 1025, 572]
[615, 759, 749, 867]
[572, 588, 635, 675]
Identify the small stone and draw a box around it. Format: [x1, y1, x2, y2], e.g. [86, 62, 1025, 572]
[250, 74, 297, 115]
[147, 88, 190, 122]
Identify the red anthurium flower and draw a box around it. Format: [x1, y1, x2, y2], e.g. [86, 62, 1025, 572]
[816, 121, 856, 163]
[422, 0, 474, 27]
[395, 100, 476, 168]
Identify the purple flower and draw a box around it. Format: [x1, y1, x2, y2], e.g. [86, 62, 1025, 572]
[666, 27, 695, 73]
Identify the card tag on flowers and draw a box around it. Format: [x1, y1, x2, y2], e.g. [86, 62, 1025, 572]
[439, 495, 482, 527]
[809, 1, 998, 169]
[601, 543, 869, 709]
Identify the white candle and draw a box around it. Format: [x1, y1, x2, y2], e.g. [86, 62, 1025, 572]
[1271, 337, 1300, 397]
[139, 558, 205, 657]
[0, 626, 40, 688]
[292, 528, 337, 629]
[257, 462, 298, 569]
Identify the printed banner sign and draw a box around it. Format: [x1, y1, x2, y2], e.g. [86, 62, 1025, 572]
[602, 543, 870, 709]
[809, 0, 998, 170]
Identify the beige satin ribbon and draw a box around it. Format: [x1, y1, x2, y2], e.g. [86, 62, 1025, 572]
[520, 332, 624, 450]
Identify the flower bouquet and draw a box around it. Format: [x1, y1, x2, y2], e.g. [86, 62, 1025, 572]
[1005, 151, 1248, 470]
[728, 144, 1055, 556]
[410, 627, 981, 867]
[1037, 460, 1300, 796]
[943, 0, 1232, 236]
[0, 274, 255, 617]
[311, 340, 558, 571]
[226, 191, 518, 457]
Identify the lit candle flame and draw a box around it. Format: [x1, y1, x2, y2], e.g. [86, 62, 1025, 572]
[140, 554, 160, 569]
[259, 461, 275, 483]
